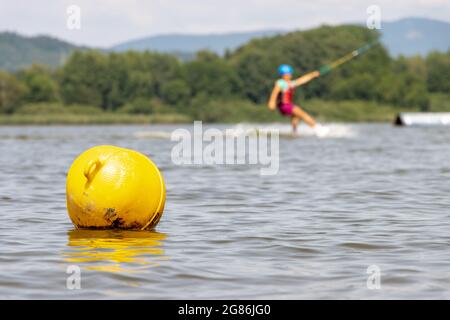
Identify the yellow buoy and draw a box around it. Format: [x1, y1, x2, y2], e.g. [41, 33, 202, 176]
[66, 145, 166, 230]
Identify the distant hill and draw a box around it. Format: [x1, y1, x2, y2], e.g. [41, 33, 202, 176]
[111, 17, 449, 57]
[111, 30, 283, 55]
[0, 32, 84, 71]
[0, 17, 448, 71]
[381, 17, 450, 56]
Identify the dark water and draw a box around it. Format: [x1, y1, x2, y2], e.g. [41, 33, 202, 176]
[0, 123, 449, 299]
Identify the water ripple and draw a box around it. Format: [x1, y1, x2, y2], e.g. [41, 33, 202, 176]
[0, 124, 449, 299]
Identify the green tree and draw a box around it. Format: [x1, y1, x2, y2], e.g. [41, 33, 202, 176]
[426, 50, 450, 93]
[161, 79, 191, 106]
[0, 71, 26, 113]
[183, 51, 242, 98]
[118, 51, 181, 102]
[231, 49, 274, 103]
[124, 71, 153, 99]
[385, 56, 430, 110]
[143, 52, 182, 97]
[18, 64, 59, 103]
[58, 51, 109, 109]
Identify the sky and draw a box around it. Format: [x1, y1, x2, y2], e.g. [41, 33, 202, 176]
[0, 0, 449, 47]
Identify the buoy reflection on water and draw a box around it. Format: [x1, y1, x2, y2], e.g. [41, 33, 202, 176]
[63, 230, 168, 273]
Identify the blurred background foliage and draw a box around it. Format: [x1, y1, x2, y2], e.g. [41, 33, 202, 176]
[0, 25, 449, 123]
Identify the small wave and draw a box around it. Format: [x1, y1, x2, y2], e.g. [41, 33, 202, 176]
[339, 242, 394, 250]
[0, 135, 46, 140]
[133, 131, 173, 139]
[228, 123, 357, 139]
[133, 123, 356, 140]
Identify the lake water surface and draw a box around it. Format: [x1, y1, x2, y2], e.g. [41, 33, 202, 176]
[0, 123, 449, 299]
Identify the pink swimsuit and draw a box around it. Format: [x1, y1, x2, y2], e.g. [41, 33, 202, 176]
[276, 79, 295, 116]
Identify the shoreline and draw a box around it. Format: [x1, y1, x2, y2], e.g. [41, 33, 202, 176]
[0, 98, 435, 125]
[0, 115, 397, 126]
[0, 113, 193, 126]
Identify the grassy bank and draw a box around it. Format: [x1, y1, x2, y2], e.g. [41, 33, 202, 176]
[0, 98, 432, 125]
[186, 98, 419, 123]
[429, 93, 450, 112]
[305, 99, 418, 123]
[0, 113, 192, 125]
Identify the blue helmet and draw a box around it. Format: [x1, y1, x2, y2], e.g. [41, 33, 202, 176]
[278, 64, 293, 76]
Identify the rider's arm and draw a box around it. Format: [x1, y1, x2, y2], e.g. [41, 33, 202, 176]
[268, 83, 281, 111]
[294, 71, 320, 87]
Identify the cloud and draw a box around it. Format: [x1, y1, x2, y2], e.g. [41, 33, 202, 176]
[0, 0, 448, 47]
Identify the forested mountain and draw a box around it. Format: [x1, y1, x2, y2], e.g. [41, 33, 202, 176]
[1, 17, 448, 71]
[0, 32, 85, 71]
[111, 17, 449, 57]
[112, 30, 281, 54]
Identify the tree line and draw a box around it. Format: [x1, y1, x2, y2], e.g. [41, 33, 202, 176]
[0, 25, 449, 121]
